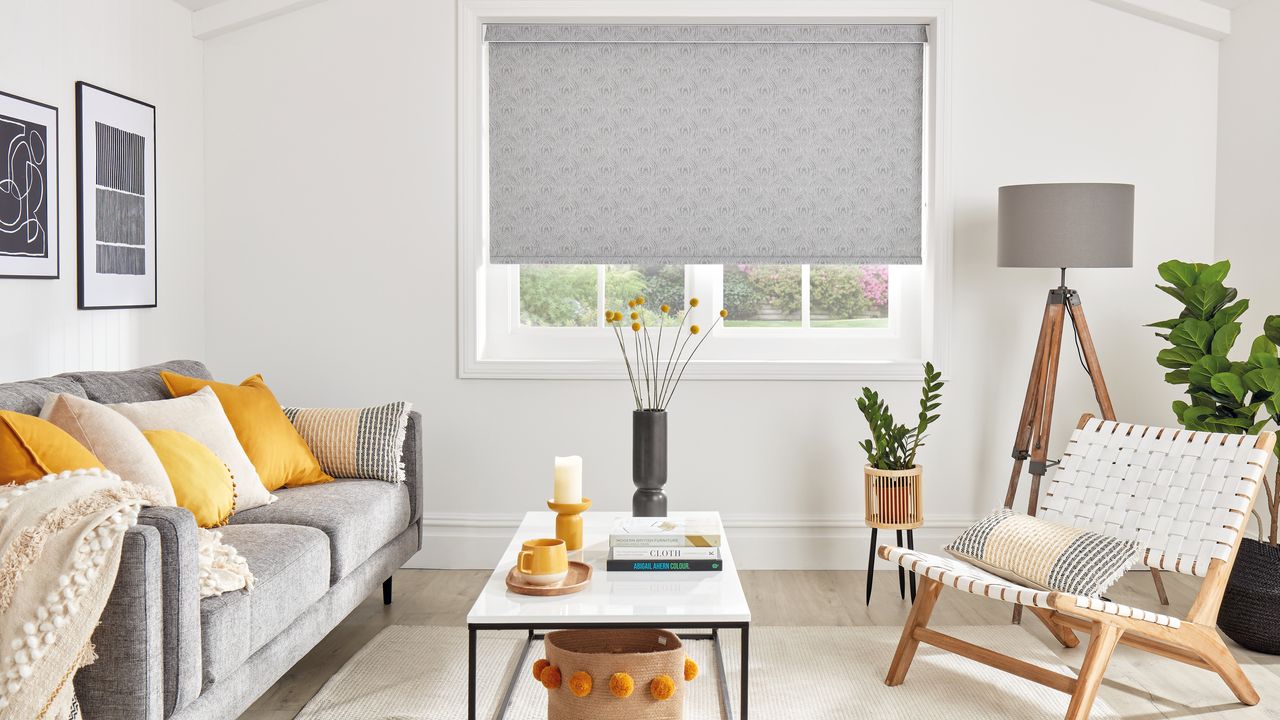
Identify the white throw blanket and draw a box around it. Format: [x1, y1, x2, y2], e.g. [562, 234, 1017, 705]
[198, 527, 253, 597]
[0, 469, 153, 719]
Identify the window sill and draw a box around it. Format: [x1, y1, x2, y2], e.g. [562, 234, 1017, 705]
[458, 357, 929, 381]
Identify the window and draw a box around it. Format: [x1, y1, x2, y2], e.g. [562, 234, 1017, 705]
[458, 8, 950, 379]
[519, 264, 890, 331]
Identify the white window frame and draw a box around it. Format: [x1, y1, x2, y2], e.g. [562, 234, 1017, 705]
[458, 0, 954, 381]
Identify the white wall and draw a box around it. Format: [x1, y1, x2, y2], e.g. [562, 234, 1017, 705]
[202, 0, 1222, 568]
[1216, 0, 1280, 340]
[0, 0, 205, 382]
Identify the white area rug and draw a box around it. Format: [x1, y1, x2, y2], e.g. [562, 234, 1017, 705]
[296, 625, 1121, 719]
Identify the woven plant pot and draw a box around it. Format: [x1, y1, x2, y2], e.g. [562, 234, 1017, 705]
[1218, 538, 1280, 654]
[543, 629, 686, 720]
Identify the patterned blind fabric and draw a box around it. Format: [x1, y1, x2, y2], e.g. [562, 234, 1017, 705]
[486, 24, 927, 265]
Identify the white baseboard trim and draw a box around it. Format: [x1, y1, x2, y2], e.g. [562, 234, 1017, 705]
[405, 513, 976, 570]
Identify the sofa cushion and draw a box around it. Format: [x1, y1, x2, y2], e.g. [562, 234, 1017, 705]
[0, 376, 85, 415]
[228, 478, 409, 584]
[199, 523, 329, 688]
[60, 360, 212, 404]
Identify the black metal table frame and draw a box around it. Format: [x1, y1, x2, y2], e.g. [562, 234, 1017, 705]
[468, 621, 750, 720]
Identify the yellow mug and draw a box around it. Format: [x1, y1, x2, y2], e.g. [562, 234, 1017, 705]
[518, 538, 568, 586]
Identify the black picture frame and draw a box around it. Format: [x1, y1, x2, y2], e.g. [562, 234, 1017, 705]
[76, 81, 158, 310]
[0, 89, 60, 279]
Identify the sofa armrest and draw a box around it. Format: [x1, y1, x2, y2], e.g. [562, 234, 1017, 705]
[405, 410, 424, 543]
[74, 523, 164, 720]
[135, 506, 202, 716]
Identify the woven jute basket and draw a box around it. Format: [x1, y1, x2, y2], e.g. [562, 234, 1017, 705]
[544, 629, 685, 720]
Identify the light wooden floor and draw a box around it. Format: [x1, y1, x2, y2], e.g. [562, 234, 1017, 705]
[240, 569, 1280, 719]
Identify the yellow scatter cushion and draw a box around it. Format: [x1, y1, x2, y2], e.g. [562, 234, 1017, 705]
[0, 410, 104, 485]
[144, 430, 236, 528]
[161, 372, 332, 490]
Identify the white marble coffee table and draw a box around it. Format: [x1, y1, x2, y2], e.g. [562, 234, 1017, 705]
[466, 510, 751, 720]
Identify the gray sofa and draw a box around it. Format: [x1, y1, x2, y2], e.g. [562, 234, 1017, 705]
[0, 360, 423, 720]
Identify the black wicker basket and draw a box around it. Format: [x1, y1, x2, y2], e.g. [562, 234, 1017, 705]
[1218, 538, 1280, 654]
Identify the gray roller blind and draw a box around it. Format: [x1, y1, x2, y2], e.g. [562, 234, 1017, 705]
[486, 24, 927, 265]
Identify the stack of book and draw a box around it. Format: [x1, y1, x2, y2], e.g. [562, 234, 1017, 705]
[606, 514, 723, 572]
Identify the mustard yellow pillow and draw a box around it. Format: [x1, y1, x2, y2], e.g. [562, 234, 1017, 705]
[0, 410, 104, 485]
[144, 430, 236, 528]
[161, 372, 332, 490]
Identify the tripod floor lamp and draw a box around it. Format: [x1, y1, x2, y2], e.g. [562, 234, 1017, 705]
[997, 183, 1168, 619]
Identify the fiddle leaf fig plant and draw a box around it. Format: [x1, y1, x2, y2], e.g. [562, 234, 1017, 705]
[1151, 259, 1280, 543]
[856, 362, 944, 471]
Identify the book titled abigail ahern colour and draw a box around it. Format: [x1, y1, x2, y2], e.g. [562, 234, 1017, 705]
[608, 514, 722, 548]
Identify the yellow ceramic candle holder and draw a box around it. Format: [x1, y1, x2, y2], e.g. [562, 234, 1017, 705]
[547, 498, 591, 551]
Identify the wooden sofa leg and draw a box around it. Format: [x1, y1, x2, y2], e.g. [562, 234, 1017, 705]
[1065, 622, 1121, 720]
[383, 576, 393, 605]
[885, 577, 943, 686]
[1197, 633, 1259, 705]
[1029, 608, 1079, 648]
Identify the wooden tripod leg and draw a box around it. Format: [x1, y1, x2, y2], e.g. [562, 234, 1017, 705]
[1065, 298, 1116, 421]
[885, 577, 943, 686]
[1005, 296, 1058, 509]
[1014, 300, 1066, 625]
[1065, 622, 1122, 720]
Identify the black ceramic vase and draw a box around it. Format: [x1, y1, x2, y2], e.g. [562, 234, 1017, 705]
[632, 409, 668, 517]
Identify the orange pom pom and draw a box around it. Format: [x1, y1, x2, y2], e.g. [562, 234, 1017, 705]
[719, 309, 728, 318]
[650, 674, 676, 700]
[532, 659, 550, 682]
[661, 304, 670, 313]
[690, 325, 700, 334]
[609, 672, 634, 698]
[636, 296, 645, 305]
[540, 665, 562, 690]
[630, 312, 638, 320]
[569, 671, 593, 697]
[632, 322, 641, 332]
[689, 298, 700, 307]
[628, 300, 636, 308]
[684, 656, 699, 682]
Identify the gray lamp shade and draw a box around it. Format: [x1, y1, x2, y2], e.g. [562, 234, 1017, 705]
[997, 183, 1134, 269]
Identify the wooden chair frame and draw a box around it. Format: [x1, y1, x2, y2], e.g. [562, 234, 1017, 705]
[882, 414, 1277, 720]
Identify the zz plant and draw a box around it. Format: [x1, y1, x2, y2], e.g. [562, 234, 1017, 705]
[1151, 259, 1280, 543]
[857, 362, 944, 471]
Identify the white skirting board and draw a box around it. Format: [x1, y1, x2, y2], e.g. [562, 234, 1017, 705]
[404, 513, 976, 570]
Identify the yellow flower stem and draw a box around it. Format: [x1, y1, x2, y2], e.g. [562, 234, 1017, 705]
[633, 330, 649, 408]
[654, 311, 665, 401]
[640, 314, 655, 408]
[659, 309, 690, 402]
[612, 324, 642, 410]
[660, 329, 696, 409]
[662, 315, 723, 409]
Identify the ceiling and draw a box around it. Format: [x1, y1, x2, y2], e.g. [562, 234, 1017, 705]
[170, 0, 229, 9]
[1203, 0, 1253, 7]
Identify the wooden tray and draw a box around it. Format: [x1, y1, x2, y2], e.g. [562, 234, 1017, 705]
[506, 561, 592, 596]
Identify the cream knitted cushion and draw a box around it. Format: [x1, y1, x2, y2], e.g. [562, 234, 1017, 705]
[945, 508, 1139, 597]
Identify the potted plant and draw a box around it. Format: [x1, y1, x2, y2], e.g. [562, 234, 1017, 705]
[857, 363, 944, 525]
[1150, 259, 1280, 652]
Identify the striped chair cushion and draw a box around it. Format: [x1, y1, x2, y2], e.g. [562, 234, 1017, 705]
[945, 508, 1139, 597]
[282, 402, 412, 483]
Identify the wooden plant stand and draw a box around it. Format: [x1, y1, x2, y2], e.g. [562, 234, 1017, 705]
[865, 465, 923, 604]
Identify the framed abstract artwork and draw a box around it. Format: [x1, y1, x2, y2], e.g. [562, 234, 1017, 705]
[76, 82, 157, 309]
[0, 90, 59, 279]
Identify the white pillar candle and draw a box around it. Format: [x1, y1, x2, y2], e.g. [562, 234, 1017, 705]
[553, 456, 582, 503]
